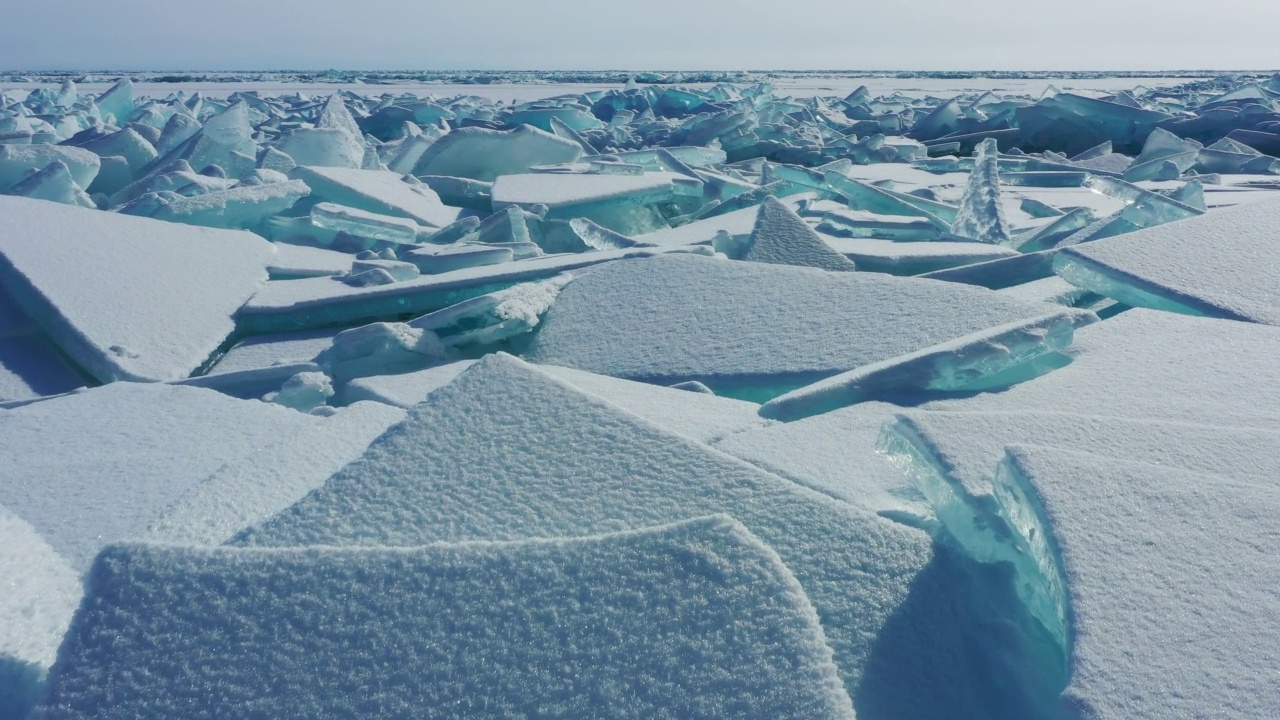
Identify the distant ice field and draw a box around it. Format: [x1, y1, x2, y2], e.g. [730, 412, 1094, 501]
[0, 75, 1212, 102]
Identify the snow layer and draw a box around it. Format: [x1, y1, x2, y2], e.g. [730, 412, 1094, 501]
[524, 253, 1079, 400]
[0, 196, 275, 382]
[37, 517, 855, 720]
[1000, 446, 1280, 720]
[1055, 194, 1280, 324]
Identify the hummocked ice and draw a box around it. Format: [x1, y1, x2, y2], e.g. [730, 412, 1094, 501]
[3, 72, 1280, 720]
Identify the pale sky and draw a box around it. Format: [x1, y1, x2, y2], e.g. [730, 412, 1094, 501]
[4, 0, 1279, 71]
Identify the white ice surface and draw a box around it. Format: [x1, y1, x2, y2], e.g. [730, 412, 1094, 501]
[712, 401, 927, 518]
[339, 359, 476, 407]
[920, 309, 1280, 429]
[0, 196, 275, 382]
[209, 328, 343, 375]
[413, 125, 584, 182]
[289, 166, 461, 228]
[1056, 195, 1280, 324]
[236, 353, 993, 718]
[491, 171, 675, 209]
[538, 363, 776, 443]
[37, 517, 854, 720]
[267, 241, 353, 278]
[524, 253, 1079, 398]
[999, 445, 1280, 720]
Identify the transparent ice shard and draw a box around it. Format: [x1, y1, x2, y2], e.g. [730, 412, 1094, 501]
[417, 175, 492, 211]
[94, 78, 133, 125]
[950, 138, 1012, 244]
[143, 179, 310, 230]
[537, 217, 643, 253]
[1120, 128, 1202, 181]
[414, 125, 583, 182]
[491, 171, 683, 235]
[823, 169, 955, 229]
[1016, 208, 1096, 252]
[4, 161, 96, 208]
[407, 275, 568, 351]
[315, 321, 450, 382]
[310, 202, 423, 245]
[822, 237, 1018, 275]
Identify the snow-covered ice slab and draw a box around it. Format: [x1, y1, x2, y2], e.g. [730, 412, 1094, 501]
[0, 506, 81, 720]
[1054, 195, 1280, 324]
[239, 245, 710, 334]
[0, 196, 275, 382]
[237, 353, 1054, 719]
[36, 517, 854, 720]
[525, 253, 1084, 400]
[289, 166, 461, 228]
[339, 359, 475, 407]
[0, 285, 85, 402]
[267, 241, 352, 279]
[207, 328, 342, 375]
[997, 446, 1280, 720]
[539, 363, 776, 443]
[738, 196, 858, 271]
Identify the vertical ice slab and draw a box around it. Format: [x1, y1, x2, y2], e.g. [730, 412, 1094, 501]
[0, 196, 275, 382]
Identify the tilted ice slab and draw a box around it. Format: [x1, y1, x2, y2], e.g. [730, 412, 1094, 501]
[1054, 195, 1280, 324]
[289, 166, 461, 228]
[238, 353, 1055, 720]
[821, 237, 1017, 276]
[0, 382, 323, 571]
[240, 245, 711, 334]
[524, 253, 1082, 400]
[0, 284, 86, 402]
[339, 359, 476, 407]
[0, 144, 100, 192]
[0, 196, 275, 382]
[36, 517, 855, 720]
[950, 138, 1012, 245]
[492, 171, 683, 235]
[996, 446, 1280, 720]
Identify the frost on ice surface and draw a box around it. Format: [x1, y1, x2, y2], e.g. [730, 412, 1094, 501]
[36, 518, 855, 720]
[950, 138, 1013, 244]
[738, 196, 858, 271]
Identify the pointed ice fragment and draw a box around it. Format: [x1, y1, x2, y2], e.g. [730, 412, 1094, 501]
[738, 196, 858, 271]
[950, 138, 1012, 244]
[0, 144, 100, 192]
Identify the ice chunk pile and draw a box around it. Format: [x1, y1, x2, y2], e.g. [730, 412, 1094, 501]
[7, 73, 1280, 720]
